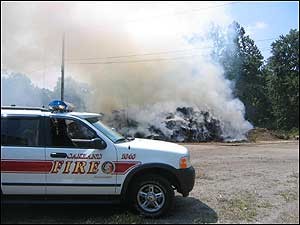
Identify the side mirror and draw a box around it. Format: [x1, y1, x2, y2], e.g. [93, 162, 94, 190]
[126, 136, 135, 141]
[93, 138, 107, 150]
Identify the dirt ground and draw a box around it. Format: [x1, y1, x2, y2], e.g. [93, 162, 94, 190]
[1, 141, 299, 224]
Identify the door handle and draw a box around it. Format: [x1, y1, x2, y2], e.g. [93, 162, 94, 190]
[50, 153, 67, 158]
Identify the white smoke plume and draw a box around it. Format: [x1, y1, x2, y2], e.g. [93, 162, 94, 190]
[1, 2, 253, 140]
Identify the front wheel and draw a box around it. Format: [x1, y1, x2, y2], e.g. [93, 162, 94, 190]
[130, 175, 175, 218]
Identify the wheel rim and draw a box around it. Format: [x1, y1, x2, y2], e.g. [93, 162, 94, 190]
[137, 184, 165, 213]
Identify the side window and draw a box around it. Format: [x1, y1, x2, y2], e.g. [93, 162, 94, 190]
[1, 118, 7, 145]
[66, 119, 96, 140]
[1, 117, 41, 147]
[47, 117, 100, 148]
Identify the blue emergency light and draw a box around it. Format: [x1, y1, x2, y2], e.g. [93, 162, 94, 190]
[48, 100, 71, 112]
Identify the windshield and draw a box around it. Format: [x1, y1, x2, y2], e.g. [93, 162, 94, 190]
[86, 117, 126, 143]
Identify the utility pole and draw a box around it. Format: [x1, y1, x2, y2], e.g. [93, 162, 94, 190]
[61, 33, 65, 101]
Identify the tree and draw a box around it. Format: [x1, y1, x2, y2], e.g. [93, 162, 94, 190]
[266, 29, 299, 130]
[1, 71, 52, 107]
[209, 22, 242, 81]
[233, 22, 272, 126]
[1, 71, 91, 112]
[211, 21, 271, 126]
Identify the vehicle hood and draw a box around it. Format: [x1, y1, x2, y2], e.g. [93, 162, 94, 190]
[115, 138, 188, 155]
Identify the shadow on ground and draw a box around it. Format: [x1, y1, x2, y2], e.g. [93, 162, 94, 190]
[1, 196, 218, 224]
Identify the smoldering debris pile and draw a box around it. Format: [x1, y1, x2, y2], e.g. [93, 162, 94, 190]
[101, 106, 223, 142]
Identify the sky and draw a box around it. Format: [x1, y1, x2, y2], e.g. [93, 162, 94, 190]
[229, 1, 299, 58]
[1, 1, 299, 89]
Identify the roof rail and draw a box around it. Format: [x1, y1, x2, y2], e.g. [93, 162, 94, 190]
[1, 106, 49, 112]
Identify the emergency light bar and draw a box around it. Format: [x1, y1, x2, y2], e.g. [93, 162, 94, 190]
[48, 100, 73, 112]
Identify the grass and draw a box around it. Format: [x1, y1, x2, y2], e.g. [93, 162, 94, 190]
[218, 191, 272, 223]
[287, 172, 299, 184]
[195, 168, 214, 180]
[103, 211, 145, 224]
[273, 128, 299, 140]
[288, 128, 300, 139]
[278, 189, 298, 203]
[279, 211, 299, 224]
[247, 127, 299, 142]
[193, 212, 218, 224]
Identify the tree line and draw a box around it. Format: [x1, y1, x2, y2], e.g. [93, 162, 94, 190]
[211, 22, 299, 132]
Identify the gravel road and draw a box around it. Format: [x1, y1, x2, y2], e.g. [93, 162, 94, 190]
[1, 141, 299, 224]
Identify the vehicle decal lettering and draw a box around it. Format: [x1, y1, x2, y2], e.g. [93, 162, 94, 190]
[121, 153, 136, 160]
[1, 160, 141, 175]
[50, 160, 64, 173]
[87, 161, 101, 174]
[72, 161, 87, 174]
[66, 153, 102, 160]
[62, 161, 72, 174]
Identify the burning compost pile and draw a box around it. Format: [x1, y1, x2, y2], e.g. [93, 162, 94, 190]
[101, 106, 224, 142]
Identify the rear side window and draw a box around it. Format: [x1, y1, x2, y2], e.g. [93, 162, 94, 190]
[1, 117, 42, 147]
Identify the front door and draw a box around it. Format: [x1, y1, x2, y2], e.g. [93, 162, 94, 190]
[45, 116, 117, 195]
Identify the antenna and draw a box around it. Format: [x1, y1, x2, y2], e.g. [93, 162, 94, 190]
[61, 33, 65, 101]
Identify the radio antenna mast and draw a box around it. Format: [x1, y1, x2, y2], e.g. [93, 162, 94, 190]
[61, 33, 65, 101]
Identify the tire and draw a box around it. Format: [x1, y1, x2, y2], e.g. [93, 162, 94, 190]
[129, 174, 175, 218]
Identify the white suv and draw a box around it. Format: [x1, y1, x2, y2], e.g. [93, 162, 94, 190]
[1, 101, 195, 217]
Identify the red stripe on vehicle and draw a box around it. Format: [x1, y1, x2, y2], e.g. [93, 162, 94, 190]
[113, 161, 140, 174]
[1, 160, 53, 173]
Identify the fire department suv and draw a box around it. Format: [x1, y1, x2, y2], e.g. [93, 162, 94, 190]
[1, 101, 195, 217]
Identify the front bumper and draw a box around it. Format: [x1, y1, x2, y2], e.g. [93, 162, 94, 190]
[175, 166, 195, 197]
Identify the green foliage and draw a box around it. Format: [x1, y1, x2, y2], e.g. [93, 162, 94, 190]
[266, 29, 299, 130]
[232, 23, 268, 126]
[211, 23, 299, 132]
[211, 21, 273, 127]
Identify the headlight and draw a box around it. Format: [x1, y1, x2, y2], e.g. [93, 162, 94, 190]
[179, 155, 191, 169]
